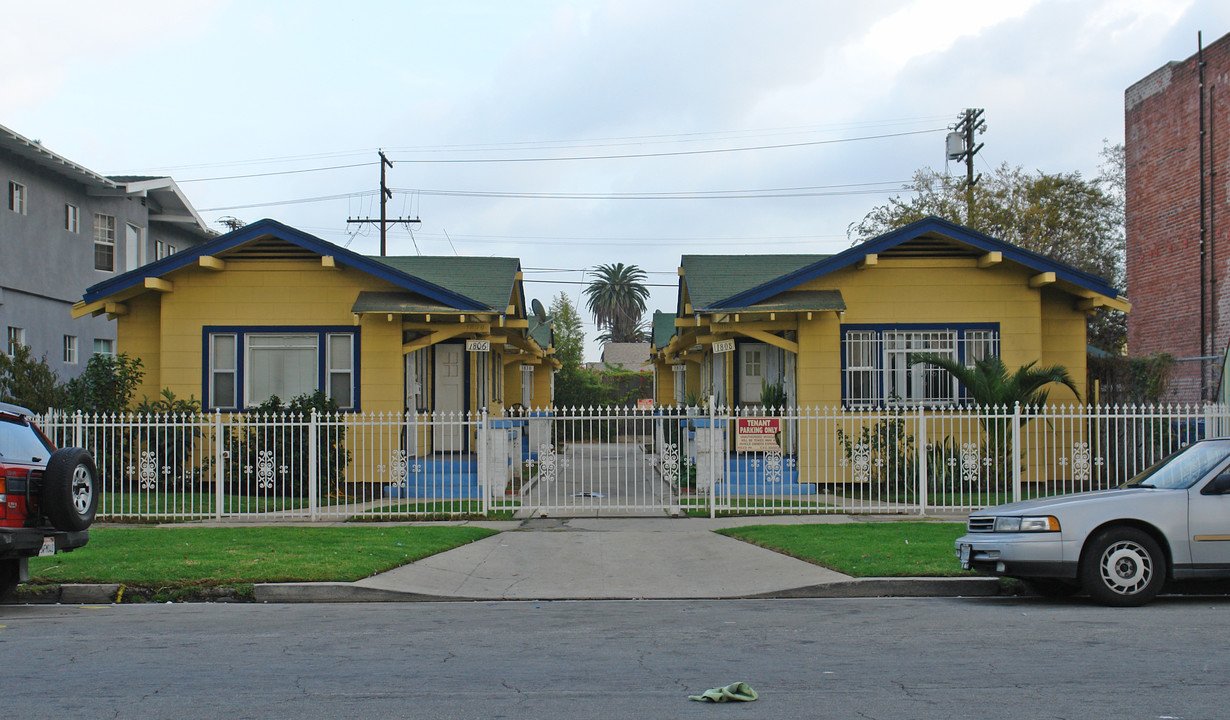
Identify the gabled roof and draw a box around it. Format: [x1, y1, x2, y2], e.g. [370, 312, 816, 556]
[80, 218, 489, 311]
[698, 217, 1125, 311]
[108, 175, 213, 239]
[0, 122, 115, 189]
[370, 256, 521, 312]
[680, 254, 824, 311]
[652, 310, 676, 349]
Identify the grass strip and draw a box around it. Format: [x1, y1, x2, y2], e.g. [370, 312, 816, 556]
[26, 525, 497, 588]
[718, 522, 975, 577]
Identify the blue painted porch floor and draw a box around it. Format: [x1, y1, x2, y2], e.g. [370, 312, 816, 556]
[717, 455, 816, 496]
[383, 455, 481, 499]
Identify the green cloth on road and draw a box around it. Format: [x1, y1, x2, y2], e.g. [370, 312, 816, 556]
[688, 681, 759, 702]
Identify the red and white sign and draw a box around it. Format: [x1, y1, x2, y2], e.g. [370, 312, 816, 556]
[736, 417, 781, 452]
[636, 398, 654, 410]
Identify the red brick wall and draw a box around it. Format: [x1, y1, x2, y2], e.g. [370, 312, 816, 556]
[1126, 32, 1230, 403]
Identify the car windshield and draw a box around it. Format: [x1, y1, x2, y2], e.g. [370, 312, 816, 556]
[1123, 441, 1230, 490]
[0, 414, 54, 463]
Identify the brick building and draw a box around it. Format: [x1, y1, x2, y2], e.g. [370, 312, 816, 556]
[1126, 31, 1230, 403]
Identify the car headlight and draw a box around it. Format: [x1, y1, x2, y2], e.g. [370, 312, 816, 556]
[994, 515, 1060, 532]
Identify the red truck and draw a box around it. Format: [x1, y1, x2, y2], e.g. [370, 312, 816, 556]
[1, 402, 97, 599]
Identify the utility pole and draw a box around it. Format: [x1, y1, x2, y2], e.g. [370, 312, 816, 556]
[947, 109, 986, 221]
[347, 150, 420, 256]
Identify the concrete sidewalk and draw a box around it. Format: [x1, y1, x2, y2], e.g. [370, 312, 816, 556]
[253, 515, 1001, 602]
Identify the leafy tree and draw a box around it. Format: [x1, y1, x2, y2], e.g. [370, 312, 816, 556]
[0, 345, 65, 413]
[851, 146, 1126, 352]
[584, 263, 650, 344]
[63, 352, 145, 414]
[549, 292, 585, 372]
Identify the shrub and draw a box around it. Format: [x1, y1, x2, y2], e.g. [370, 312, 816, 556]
[228, 391, 352, 497]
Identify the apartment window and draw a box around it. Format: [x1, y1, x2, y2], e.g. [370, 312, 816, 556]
[155, 241, 166, 260]
[168, 244, 177, 255]
[6, 327, 25, 356]
[94, 214, 116, 271]
[205, 328, 359, 410]
[93, 338, 114, 357]
[8, 182, 25, 214]
[841, 325, 1000, 408]
[63, 335, 78, 364]
[65, 204, 79, 232]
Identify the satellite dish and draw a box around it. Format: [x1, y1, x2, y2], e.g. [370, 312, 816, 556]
[531, 298, 548, 322]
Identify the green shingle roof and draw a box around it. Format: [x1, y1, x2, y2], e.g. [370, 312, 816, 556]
[369, 256, 520, 311]
[681, 254, 827, 310]
[652, 310, 676, 349]
[724, 289, 845, 313]
[350, 291, 456, 314]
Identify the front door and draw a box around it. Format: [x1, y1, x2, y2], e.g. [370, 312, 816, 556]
[434, 344, 465, 452]
[739, 343, 767, 405]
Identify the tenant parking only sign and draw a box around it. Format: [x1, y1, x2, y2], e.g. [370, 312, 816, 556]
[736, 417, 781, 452]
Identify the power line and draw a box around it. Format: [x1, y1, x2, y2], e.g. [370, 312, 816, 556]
[177, 128, 942, 183]
[200, 180, 908, 212]
[142, 115, 954, 172]
[389, 128, 944, 164]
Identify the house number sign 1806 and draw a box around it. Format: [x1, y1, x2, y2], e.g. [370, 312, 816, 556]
[466, 340, 491, 352]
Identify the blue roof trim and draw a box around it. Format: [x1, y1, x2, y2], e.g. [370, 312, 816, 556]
[706, 216, 1123, 311]
[82, 218, 488, 311]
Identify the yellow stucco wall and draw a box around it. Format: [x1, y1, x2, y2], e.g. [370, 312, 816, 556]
[790, 257, 1082, 407]
[119, 259, 405, 414]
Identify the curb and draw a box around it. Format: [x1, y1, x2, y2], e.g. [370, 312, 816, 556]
[7, 577, 1006, 604]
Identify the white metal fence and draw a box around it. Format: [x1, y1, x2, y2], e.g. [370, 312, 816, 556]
[36, 402, 1230, 521]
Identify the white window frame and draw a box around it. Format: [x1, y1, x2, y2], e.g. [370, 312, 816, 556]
[206, 329, 360, 411]
[63, 335, 78, 364]
[8, 182, 25, 214]
[672, 364, 687, 405]
[94, 214, 116, 272]
[521, 366, 534, 408]
[210, 334, 238, 410]
[326, 333, 354, 410]
[842, 326, 1000, 408]
[6, 327, 25, 356]
[93, 338, 115, 358]
[245, 334, 318, 408]
[65, 203, 79, 232]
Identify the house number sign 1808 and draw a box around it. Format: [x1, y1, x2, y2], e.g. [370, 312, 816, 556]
[712, 339, 735, 354]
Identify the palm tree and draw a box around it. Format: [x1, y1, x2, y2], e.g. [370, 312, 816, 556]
[911, 353, 1080, 490]
[910, 353, 1080, 409]
[583, 263, 650, 343]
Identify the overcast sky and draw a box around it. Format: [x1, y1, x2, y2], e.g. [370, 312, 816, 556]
[4, 0, 1229, 360]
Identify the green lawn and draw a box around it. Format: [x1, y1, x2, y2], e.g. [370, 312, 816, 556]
[26, 525, 498, 588]
[718, 521, 974, 577]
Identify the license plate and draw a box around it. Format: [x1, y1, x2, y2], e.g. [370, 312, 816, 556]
[959, 543, 972, 568]
[38, 536, 56, 557]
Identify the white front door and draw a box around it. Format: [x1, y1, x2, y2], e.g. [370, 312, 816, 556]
[739, 343, 767, 405]
[434, 344, 465, 452]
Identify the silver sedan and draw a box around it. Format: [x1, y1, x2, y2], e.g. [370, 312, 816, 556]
[955, 438, 1230, 606]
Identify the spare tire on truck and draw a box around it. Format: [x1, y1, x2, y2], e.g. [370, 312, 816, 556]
[41, 448, 99, 532]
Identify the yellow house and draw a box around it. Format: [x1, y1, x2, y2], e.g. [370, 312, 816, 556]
[73, 219, 557, 430]
[655, 217, 1129, 411]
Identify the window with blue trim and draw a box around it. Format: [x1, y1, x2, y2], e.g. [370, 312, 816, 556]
[205, 327, 359, 410]
[842, 325, 998, 408]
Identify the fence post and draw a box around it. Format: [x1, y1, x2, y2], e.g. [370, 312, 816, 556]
[73, 410, 84, 449]
[917, 405, 928, 516]
[308, 409, 319, 521]
[1204, 402, 1214, 440]
[709, 397, 717, 519]
[214, 410, 224, 520]
[478, 411, 489, 516]
[1012, 402, 1022, 504]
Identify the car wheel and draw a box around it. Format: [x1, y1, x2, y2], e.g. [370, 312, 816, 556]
[41, 448, 99, 532]
[0, 559, 18, 600]
[1080, 527, 1166, 607]
[1024, 578, 1080, 598]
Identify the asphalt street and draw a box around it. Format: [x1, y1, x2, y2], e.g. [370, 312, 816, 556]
[3, 595, 1227, 719]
